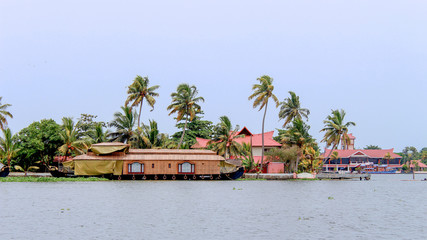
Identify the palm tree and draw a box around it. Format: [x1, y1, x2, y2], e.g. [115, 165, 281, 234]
[125, 76, 160, 128]
[167, 83, 205, 149]
[88, 123, 109, 143]
[108, 106, 137, 143]
[0, 128, 20, 166]
[58, 117, 90, 157]
[14, 161, 40, 176]
[0, 97, 13, 130]
[279, 118, 314, 172]
[320, 109, 356, 163]
[278, 91, 310, 127]
[248, 75, 279, 169]
[208, 116, 244, 159]
[134, 120, 169, 149]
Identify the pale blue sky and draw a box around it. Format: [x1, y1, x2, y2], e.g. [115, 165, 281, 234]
[1, 0, 426, 151]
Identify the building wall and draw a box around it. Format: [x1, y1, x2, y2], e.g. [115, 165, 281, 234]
[267, 162, 284, 173]
[253, 146, 276, 156]
[123, 160, 221, 175]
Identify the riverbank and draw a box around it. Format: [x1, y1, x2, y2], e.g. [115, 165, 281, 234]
[0, 176, 108, 182]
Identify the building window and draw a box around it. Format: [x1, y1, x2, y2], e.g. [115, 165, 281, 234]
[168, 163, 171, 168]
[152, 163, 155, 168]
[128, 162, 144, 173]
[178, 162, 195, 174]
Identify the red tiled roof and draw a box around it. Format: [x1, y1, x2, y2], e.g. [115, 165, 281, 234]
[323, 149, 402, 159]
[191, 130, 281, 149]
[236, 126, 253, 137]
[191, 137, 211, 149]
[408, 160, 427, 168]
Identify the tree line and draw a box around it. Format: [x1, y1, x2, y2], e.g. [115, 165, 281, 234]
[1, 75, 359, 173]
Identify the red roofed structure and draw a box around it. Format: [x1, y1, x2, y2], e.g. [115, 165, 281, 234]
[191, 127, 283, 172]
[322, 134, 402, 172]
[407, 160, 427, 171]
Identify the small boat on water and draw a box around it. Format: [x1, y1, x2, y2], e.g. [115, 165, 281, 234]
[50, 142, 244, 180]
[0, 163, 9, 177]
[362, 165, 397, 174]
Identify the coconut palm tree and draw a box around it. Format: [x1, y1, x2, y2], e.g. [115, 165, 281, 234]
[0, 128, 20, 166]
[0, 97, 13, 130]
[248, 75, 279, 169]
[125, 76, 160, 128]
[58, 117, 90, 157]
[88, 123, 109, 143]
[108, 106, 137, 144]
[134, 120, 169, 149]
[278, 91, 310, 128]
[167, 83, 204, 149]
[208, 116, 244, 159]
[320, 109, 356, 163]
[279, 118, 315, 172]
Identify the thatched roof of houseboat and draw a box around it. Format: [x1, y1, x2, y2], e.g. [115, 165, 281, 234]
[90, 142, 130, 155]
[74, 148, 225, 161]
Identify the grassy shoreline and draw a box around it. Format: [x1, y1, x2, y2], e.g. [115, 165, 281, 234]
[0, 177, 109, 182]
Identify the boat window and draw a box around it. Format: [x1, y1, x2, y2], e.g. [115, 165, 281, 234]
[178, 162, 195, 174]
[128, 162, 144, 173]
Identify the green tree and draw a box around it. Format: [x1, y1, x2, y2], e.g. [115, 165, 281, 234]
[364, 145, 381, 150]
[208, 116, 244, 159]
[265, 146, 298, 173]
[279, 118, 315, 172]
[167, 83, 205, 149]
[0, 128, 20, 166]
[88, 122, 109, 143]
[248, 75, 279, 169]
[320, 109, 355, 162]
[133, 120, 169, 149]
[278, 91, 310, 128]
[14, 119, 62, 169]
[421, 150, 427, 165]
[108, 106, 137, 144]
[0, 97, 13, 130]
[58, 117, 89, 157]
[171, 113, 214, 147]
[125, 75, 160, 128]
[76, 114, 106, 137]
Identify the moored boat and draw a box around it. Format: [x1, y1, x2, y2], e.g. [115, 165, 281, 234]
[51, 142, 243, 180]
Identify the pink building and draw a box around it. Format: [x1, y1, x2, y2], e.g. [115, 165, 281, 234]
[191, 127, 283, 173]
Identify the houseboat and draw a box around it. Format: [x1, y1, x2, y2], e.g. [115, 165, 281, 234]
[51, 142, 244, 180]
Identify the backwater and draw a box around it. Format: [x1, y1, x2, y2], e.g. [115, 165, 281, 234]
[1, 174, 426, 240]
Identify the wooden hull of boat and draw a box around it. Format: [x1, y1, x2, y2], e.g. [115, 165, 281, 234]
[0, 167, 9, 177]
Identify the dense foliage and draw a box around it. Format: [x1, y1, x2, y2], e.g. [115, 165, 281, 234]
[14, 119, 62, 169]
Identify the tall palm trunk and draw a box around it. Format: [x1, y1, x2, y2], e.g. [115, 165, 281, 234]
[138, 98, 144, 128]
[7, 157, 11, 167]
[260, 100, 268, 173]
[178, 116, 188, 149]
[323, 143, 338, 171]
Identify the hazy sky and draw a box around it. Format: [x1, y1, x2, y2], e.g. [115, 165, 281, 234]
[1, 0, 426, 152]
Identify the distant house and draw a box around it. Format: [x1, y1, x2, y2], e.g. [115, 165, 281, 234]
[191, 127, 283, 173]
[322, 134, 402, 171]
[407, 160, 427, 171]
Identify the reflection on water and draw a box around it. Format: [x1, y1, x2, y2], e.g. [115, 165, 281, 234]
[1, 174, 426, 240]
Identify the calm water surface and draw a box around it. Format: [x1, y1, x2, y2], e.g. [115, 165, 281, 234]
[1, 174, 426, 240]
